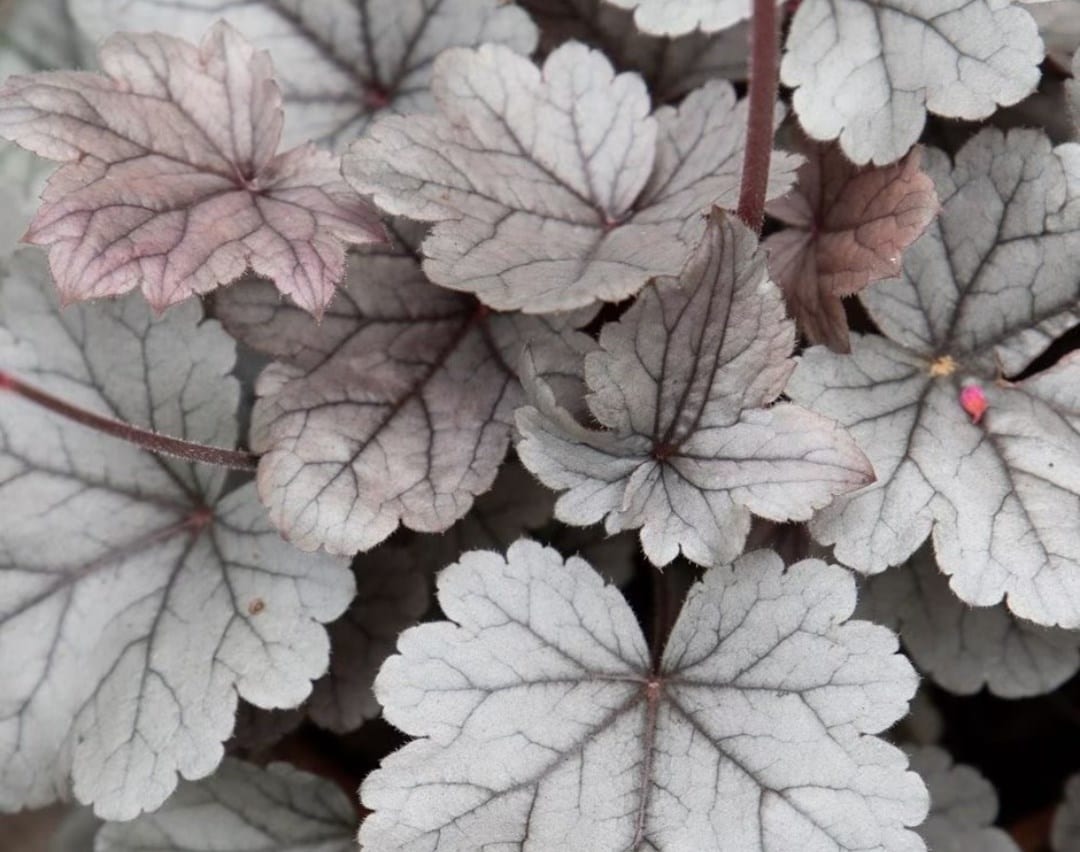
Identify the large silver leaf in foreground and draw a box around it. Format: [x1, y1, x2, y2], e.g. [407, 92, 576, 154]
[517, 210, 872, 567]
[781, 0, 1043, 165]
[216, 238, 591, 555]
[94, 759, 357, 851]
[857, 546, 1080, 698]
[69, 0, 538, 150]
[787, 128, 1080, 627]
[0, 252, 354, 820]
[346, 43, 798, 313]
[361, 540, 928, 851]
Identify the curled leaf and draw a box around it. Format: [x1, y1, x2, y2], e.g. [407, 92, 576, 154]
[0, 22, 385, 315]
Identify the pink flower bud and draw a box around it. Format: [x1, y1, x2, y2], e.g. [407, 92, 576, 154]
[960, 384, 988, 424]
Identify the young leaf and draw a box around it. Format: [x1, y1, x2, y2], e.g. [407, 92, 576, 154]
[1055, 775, 1080, 852]
[69, 0, 538, 150]
[94, 759, 357, 852]
[215, 238, 592, 555]
[0, 0, 87, 259]
[781, 0, 1044, 165]
[345, 43, 798, 313]
[907, 746, 1019, 852]
[517, 210, 873, 568]
[858, 546, 1080, 698]
[602, 0, 748, 36]
[361, 540, 928, 850]
[787, 128, 1080, 627]
[522, 0, 748, 101]
[0, 22, 385, 316]
[0, 252, 353, 819]
[308, 546, 430, 733]
[764, 141, 938, 352]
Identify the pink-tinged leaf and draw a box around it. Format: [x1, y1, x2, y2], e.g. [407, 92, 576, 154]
[765, 141, 938, 352]
[0, 22, 385, 315]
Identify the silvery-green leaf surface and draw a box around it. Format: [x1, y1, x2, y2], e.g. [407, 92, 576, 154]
[93, 759, 356, 851]
[345, 43, 798, 313]
[361, 540, 928, 851]
[787, 128, 1080, 627]
[216, 238, 592, 555]
[602, 0, 748, 35]
[308, 546, 430, 733]
[1027, 0, 1080, 67]
[0, 251, 354, 819]
[780, 0, 1044, 165]
[858, 546, 1080, 697]
[1054, 774, 1080, 851]
[68, 0, 538, 150]
[0, 0, 89, 258]
[521, 0, 748, 100]
[907, 746, 1019, 852]
[517, 210, 872, 567]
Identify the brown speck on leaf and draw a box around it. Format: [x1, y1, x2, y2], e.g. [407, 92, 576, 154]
[248, 598, 266, 616]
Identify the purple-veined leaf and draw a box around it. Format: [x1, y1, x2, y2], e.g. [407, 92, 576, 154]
[228, 702, 305, 755]
[521, 0, 748, 100]
[516, 209, 872, 567]
[781, 0, 1044, 165]
[857, 546, 1080, 698]
[94, 759, 357, 852]
[215, 229, 593, 555]
[0, 22, 385, 316]
[69, 0, 538, 151]
[907, 746, 1019, 852]
[0, 251, 354, 819]
[601, 0, 748, 36]
[345, 43, 798, 313]
[307, 546, 430, 733]
[0, 0, 89, 259]
[361, 540, 928, 851]
[787, 128, 1080, 627]
[764, 141, 938, 352]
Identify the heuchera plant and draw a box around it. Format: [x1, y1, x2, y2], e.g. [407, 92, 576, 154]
[0, 1, 1079, 850]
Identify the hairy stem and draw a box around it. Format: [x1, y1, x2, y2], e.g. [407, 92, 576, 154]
[0, 369, 259, 471]
[736, 0, 781, 234]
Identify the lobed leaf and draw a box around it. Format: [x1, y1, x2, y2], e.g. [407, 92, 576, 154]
[69, 0, 539, 150]
[907, 746, 1019, 852]
[788, 128, 1080, 626]
[345, 43, 798, 313]
[0, 22, 385, 315]
[362, 540, 928, 851]
[0, 251, 354, 819]
[517, 209, 872, 567]
[858, 546, 1080, 698]
[601, 0, 749, 36]
[764, 141, 938, 352]
[94, 759, 357, 851]
[216, 231, 592, 555]
[781, 0, 1044, 165]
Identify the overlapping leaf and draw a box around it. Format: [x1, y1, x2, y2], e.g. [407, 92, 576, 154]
[788, 128, 1080, 627]
[1028, 0, 1080, 67]
[0, 23, 385, 315]
[216, 231, 592, 555]
[602, 0, 748, 36]
[94, 759, 357, 851]
[781, 0, 1044, 165]
[0, 252, 354, 819]
[522, 0, 748, 101]
[1070, 48, 1080, 132]
[907, 746, 1019, 852]
[362, 540, 927, 851]
[858, 546, 1080, 697]
[69, 0, 538, 150]
[346, 43, 798, 313]
[517, 210, 872, 567]
[764, 141, 938, 351]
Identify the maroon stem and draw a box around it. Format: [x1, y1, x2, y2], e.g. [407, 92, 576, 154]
[736, 0, 781, 234]
[0, 369, 259, 471]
